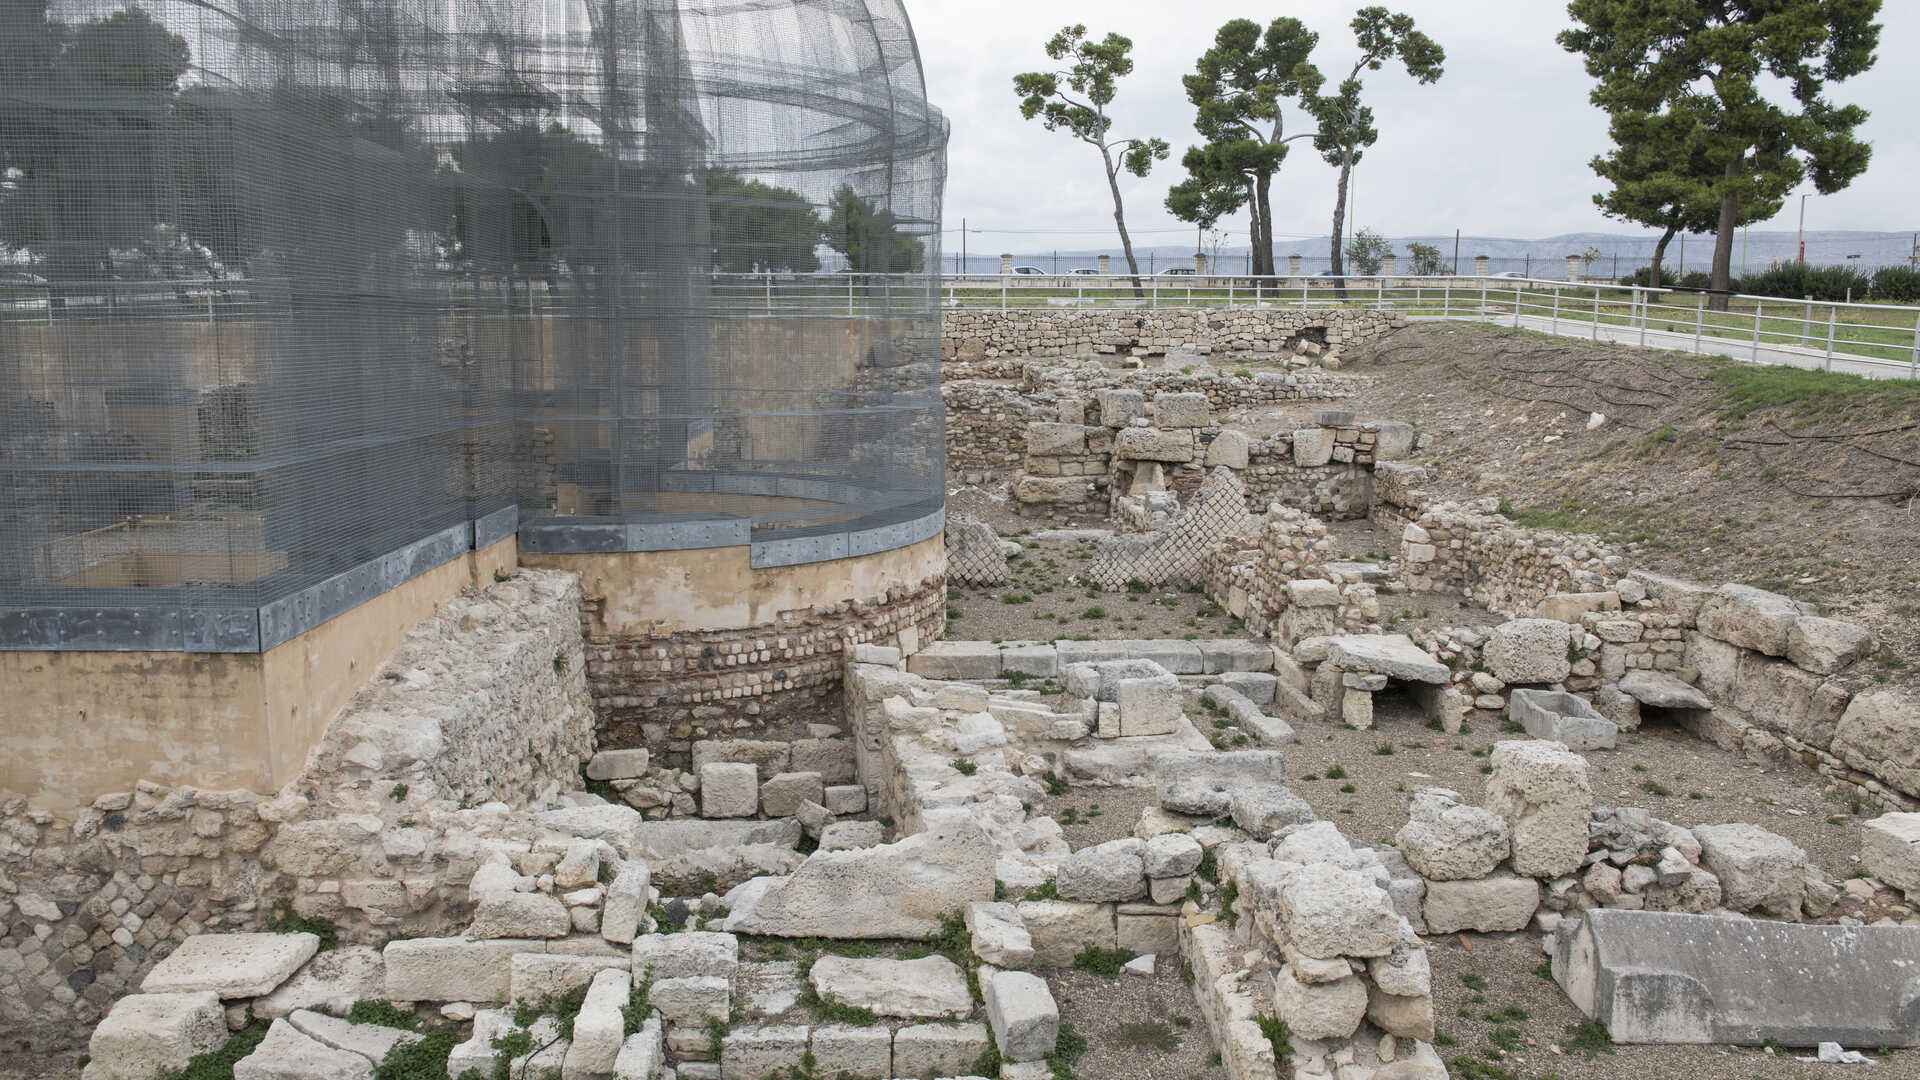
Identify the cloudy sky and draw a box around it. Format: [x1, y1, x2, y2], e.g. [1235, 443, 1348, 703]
[910, 1, 1919, 255]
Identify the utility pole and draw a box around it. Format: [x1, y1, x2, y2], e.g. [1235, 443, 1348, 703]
[1452, 229, 1460, 275]
[961, 217, 967, 276]
[1797, 194, 1811, 265]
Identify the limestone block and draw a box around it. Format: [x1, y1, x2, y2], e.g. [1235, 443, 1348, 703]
[1373, 421, 1416, 461]
[808, 955, 972, 1019]
[650, 977, 731, 1026]
[509, 953, 629, 1006]
[1278, 863, 1400, 960]
[1422, 872, 1540, 934]
[1324, 634, 1449, 683]
[1509, 689, 1618, 752]
[1013, 475, 1093, 505]
[1536, 592, 1620, 623]
[1205, 429, 1251, 468]
[84, 992, 226, 1080]
[1272, 968, 1366, 1042]
[1832, 689, 1920, 799]
[720, 815, 995, 938]
[233, 1018, 372, 1080]
[1787, 617, 1874, 675]
[758, 772, 824, 819]
[1693, 823, 1810, 918]
[809, 1025, 891, 1078]
[447, 1012, 563, 1079]
[1016, 901, 1116, 966]
[143, 933, 320, 999]
[587, 749, 651, 781]
[700, 762, 760, 818]
[469, 892, 571, 940]
[1483, 740, 1592, 878]
[907, 640, 1005, 679]
[555, 838, 609, 890]
[1157, 750, 1288, 817]
[822, 785, 868, 815]
[1627, 570, 1714, 621]
[1218, 671, 1279, 707]
[602, 861, 652, 947]
[285, 1011, 417, 1067]
[254, 947, 385, 1020]
[1056, 838, 1147, 902]
[1026, 422, 1088, 456]
[1617, 669, 1711, 711]
[1114, 673, 1182, 737]
[819, 820, 886, 850]
[1113, 427, 1194, 463]
[1097, 388, 1146, 428]
[1116, 913, 1180, 956]
[1697, 583, 1812, 657]
[384, 937, 541, 1004]
[1862, 814, 1920, 899]
[632, 932, 739, 982]
[721, 1026, 810, 1080]
[561, 969, 630, 1080]
[613, 1020, 664, 1080]
[1152, 392, 1212, 429]
[1230, 786, 1317, 836]
[891, 1024, 992, 1080]
[635, 818, 800, 857]
[789, 739, 858, 784]
[535, 806, 647, 860]
[1143, 833, 1204, 879]
[1395, 789, 1510, 881]
[1366, 985, 1436, 1042]
[965, 902, 1035, 969]
[983, 970, 1060, 1062]
[1485, 619, 1573, 686]
[1293, 427, 1335, 466]
[1288, 579, 1341, 608]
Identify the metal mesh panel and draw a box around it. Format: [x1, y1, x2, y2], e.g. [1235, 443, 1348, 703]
[1, 0, 947, 649]
[1085, 468, 1259, 591]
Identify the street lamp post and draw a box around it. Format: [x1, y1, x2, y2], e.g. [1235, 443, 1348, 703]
[1798, 193, 1812, 265]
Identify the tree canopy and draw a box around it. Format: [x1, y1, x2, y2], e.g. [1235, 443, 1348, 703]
[1560, 0, 1881, 307]
[1013, 25, 1169, 284]
[823, 185, 921, 275]
[705, 173, 822, 275]
[1165, 17, 1320, 279]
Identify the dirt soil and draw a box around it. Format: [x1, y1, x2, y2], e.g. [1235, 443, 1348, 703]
[1339, 322, 1920, 682]
[944, 534, 1241, 644]
[1047, 966, 1224, 1080]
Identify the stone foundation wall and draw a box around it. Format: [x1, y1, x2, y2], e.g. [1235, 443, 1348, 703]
[0, 570, 594, 1051]
[941, 308, 1404, 364]
[586, 576, 948, 763]
[1395, 498, 1622, 617]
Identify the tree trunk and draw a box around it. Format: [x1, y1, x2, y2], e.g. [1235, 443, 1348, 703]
[1649, 223, 1678, 289]
[1244, 177, 1262, 278]
[1255, 171, 1275, 291]
[1099, 146, 1146, 298]
[1708, 158, 1739, 311]
[1329, 152, 1353, 301]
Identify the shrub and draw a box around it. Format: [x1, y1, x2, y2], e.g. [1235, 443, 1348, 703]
[1739, 262, 1871, 303]
[1871, 265, 1920, 303]
[1071, 945, 1137, 977]
[1618, 266, 1677, 287]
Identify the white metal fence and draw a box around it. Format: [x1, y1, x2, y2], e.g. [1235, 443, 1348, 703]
[939, 273, 1920, 380]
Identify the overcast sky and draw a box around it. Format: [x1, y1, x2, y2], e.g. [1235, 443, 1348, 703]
[910, 1, 1919, 254]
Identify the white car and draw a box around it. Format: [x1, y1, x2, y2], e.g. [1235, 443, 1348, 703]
[1010, 265, 1048, 276]
[1065, 268, 1101, 276]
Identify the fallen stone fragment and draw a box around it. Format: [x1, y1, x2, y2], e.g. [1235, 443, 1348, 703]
[142, 933, 320, 999]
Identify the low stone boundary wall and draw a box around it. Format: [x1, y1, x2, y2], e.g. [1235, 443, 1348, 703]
[942, 308, 1404, 364]
[0, 570, 593, 1051]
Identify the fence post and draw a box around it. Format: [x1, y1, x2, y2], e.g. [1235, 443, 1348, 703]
[1227, 278, 1235, 309]
[1000, 275, 1007, 312]
[1636, 286, 1646, 347]
[1592, 287, 1601, 341]
[1801, 295, 1813, 347]
[1443, 279, 1450, 318]
[765, 272, 772, 315]
[1551, 289, 1559, 335]
[1752, 299, 1763, 363]
[1825, 308, 1837, 372]
[1480, 279, 1487, 315]
[1693, 296, 1704, 354]
[1911, 310, 1919, 380]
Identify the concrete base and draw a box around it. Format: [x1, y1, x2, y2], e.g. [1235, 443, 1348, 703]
[1554, 909, 1920, 1047]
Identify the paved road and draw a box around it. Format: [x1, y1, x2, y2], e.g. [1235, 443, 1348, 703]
[1413, 312, 1920, 380]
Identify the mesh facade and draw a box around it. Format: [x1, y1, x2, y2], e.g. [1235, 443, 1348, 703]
[0, 0, 947, 651]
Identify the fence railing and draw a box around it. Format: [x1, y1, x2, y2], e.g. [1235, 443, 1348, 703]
[939, 273, 1920, 379]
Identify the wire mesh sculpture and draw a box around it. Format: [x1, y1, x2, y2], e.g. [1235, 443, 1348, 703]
[0, 0, 947, 650]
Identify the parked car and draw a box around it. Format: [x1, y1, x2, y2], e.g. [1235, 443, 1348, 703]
[1159, 267, 1195, 276]
[1065, 268, 1101, 276]
[1494, 271, 1527, 279]
[1010, 265, 1048, 276]
[0, 271, 48, 286]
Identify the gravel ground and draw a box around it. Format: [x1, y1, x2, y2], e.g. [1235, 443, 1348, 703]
[944, 536, 1241, 644]
[1041, 784, 1160, 851]
[1047, 966, 1224, 1080]
[1428, 931, 1920, 1079]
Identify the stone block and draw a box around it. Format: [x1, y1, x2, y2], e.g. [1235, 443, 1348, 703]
[602, 861, 651, 947]
[1119, 639, 1206, 675]
[1366, 985, 1436, 1042]
[285, 1011, 418, 1067]
[809, 1026, 891, 1078]
[1536, 592, 1620, 623]
[1486, 619, 1573, 685]
[1627, 570, 1714, 622]
[1697, 583, 1811, 657]
[1272, 968, 1366, 1042]
[255, 947, 386, 1021]
[509, 953, 629, 1006]
[1016, 901, 1116, 966]
[691, 739, 792, 776]
[1228, 786, 1316, 836]
[1293, 427, 1335, 466]
[758, 772, 824, 819]
[586, 749, 651, 781]
[1373, 421, 1417, 461]
[632, 932, 739, 982]
[1199, 639, 1276, 673]
[1113, 427, 1194, 463]
[1152, 392, 1212, 428]
[84, 992, 226, 1080]
[1422, 872, 1540, 934]
[1056, 838, 1147, 902]
[613, 1021, 664, 1080]
[1096, 388, 1146, 428]
[470, 892, 572, 940]
[822, 784, 868, 815]
[891, 1024, 992, 1080]
[789, 739, 858, 784]
[1832, 689, 1920, 799]
[907, 641, 1004, 679]
[650, 977, 731, 1026]
[1001, 643, 1061, 678]
[143, 933, 320, 999]
[1114, 673, 1182, 737]
[384, 937, 539, 1004]
[965, 902, 1035, 969]
[1509, 688, 1618, 751]
[1693, 823, 1810, 918]
[1026, 422, 1088, 456]
[636, 818, 800, 857]
[1143, 832, 1204, 879]
[1555, 909, 1920, 1046]
[819, 820, 886, 849]
[1617, 669, 1712, 711]
[984, 971, 1059, 1062]
[1116, 913, 1180, 956]
[721, 1026, 810, 1080]
[1484, 739, 1592, 878]
[1395, 788, 1510, 881]
[1278, 863, 1400, 959]
[1787, 617, 1874, 675]
[561, 969, 630, 1080]
[1157, 749, 1287, 817]
[447, 1012, 563, 1079]
[1324, 634, 1449, 683]
[232, 1018, 372, 1080]
[1862, 814, 1920, 899]
[1204, 430, 1251, 469]
[699, 762, 759, 818]
[1014, 475, 1093, 505]
[809, 954, 972, 1019]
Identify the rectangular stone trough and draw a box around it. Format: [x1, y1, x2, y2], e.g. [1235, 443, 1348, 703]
[1554, 909, 1920, 1047]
